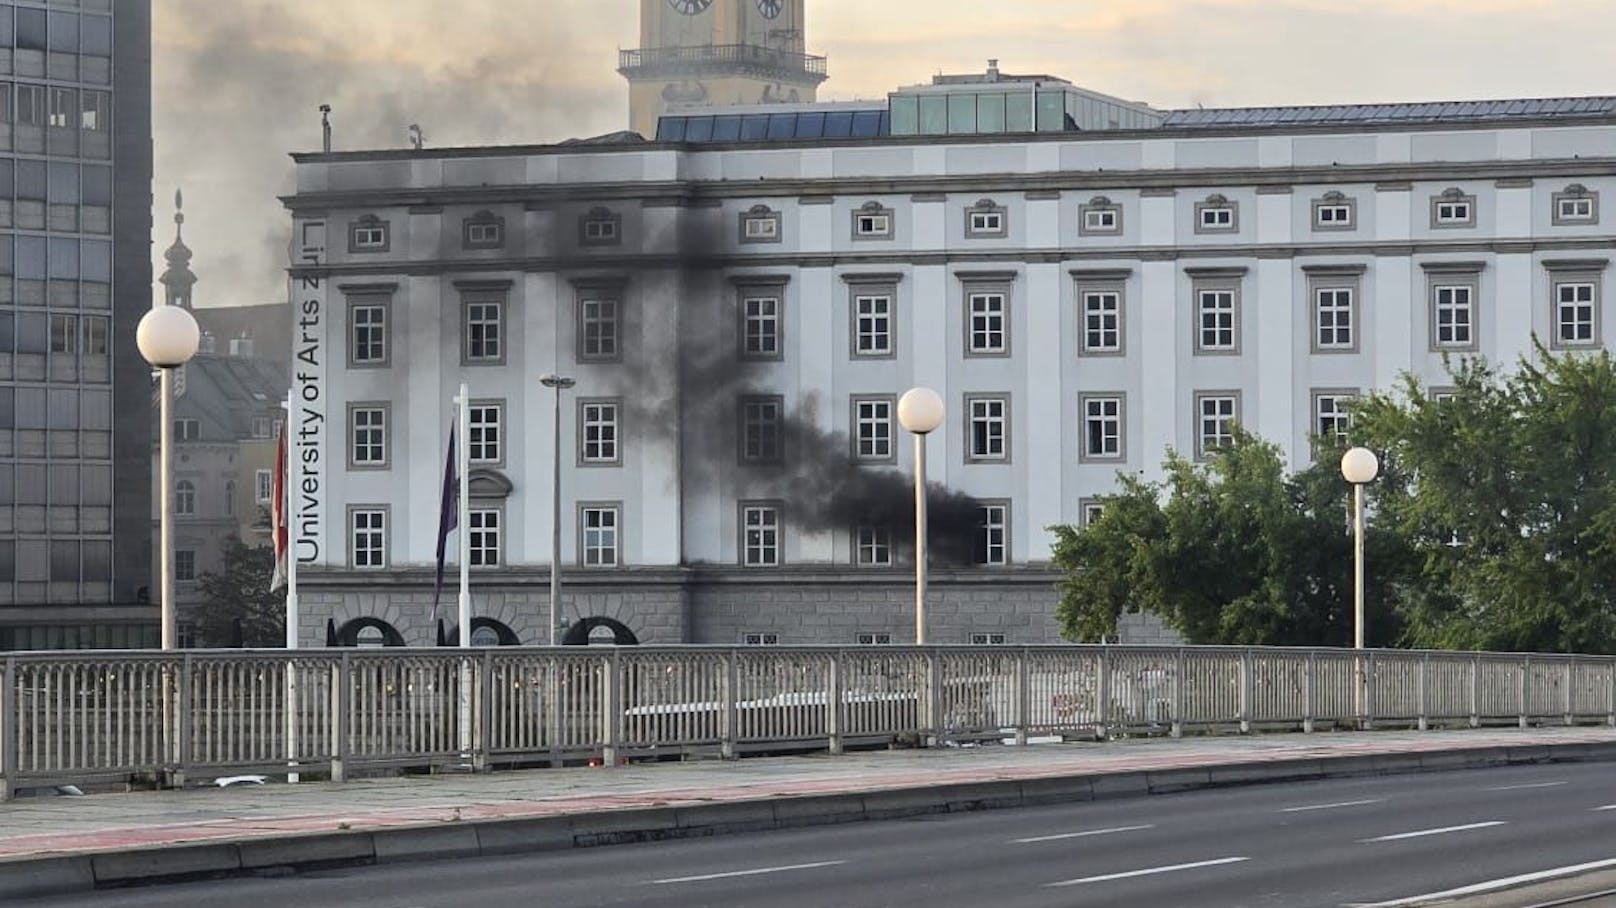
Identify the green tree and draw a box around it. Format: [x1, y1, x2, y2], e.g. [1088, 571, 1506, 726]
[193, 537, 285, 648]
[1351, 345, 1616, 653]
[1053, 430, 1408, 646]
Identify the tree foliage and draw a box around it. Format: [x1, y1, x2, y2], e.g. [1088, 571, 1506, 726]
[194, 537, 285, 648]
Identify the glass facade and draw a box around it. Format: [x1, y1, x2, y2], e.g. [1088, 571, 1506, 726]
[0, 0, 149, 649]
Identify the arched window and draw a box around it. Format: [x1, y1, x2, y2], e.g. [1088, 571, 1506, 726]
[175, 479, 196, 515]
[223, 480, 236, 518]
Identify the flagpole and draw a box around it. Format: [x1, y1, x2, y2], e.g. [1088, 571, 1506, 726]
[457, 382, 471, 648]
[283, 392, 300, 784]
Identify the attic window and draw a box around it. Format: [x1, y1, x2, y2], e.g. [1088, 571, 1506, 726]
[580, 207, 621, 246]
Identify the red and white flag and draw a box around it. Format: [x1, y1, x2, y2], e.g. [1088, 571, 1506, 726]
[269, 422, 289, 591]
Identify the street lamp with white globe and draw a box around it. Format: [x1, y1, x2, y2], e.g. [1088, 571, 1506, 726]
[1340, 446, 1380, 651]
[897, 388, 944, 645]
[137, 304, 201, 651]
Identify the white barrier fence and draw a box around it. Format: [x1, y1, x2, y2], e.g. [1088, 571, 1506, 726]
[3, 645, 1614, 798]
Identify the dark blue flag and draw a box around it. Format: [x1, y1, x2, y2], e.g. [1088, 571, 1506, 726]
[431, 422, 458, 619]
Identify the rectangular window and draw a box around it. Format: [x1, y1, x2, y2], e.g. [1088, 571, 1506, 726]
[739, 396, 783, 463]
[1080, 499, 1104, 527]
[580, 211, 621, 245]
[49, 313, 76, 353]
[174, 418, 200, 442]
[975, 503, 1009, 565]
[1081, 205, 1120, 234]
[351, 219, 388, 250]
[350, 509, 386, 569]
[1195, 392, 1240, 459]
[1196, 287, 1238, 353]
[350, 405, 387, 467]
[1082, 394, 1124, 461]
[743, 632, 780, 645]
[966, 290, 1008, 355]
[175, 550, 196, 583]
[1079, 287, 1123, 354]
[1315, 287, 1355, 351]
[80, 90, 110, 132]
[740, 294, 780, 359]
[966, 395, 1008, 462]
[469, 403, 502, 464]
[856, 525, 892, 566]
[47, 87, 74, 128]
[1314, 392, 1355, 446]
[1315, 204, 1353, 228]
[581, 505, 620, 567]
[1431, 192, 1476, 228]
[255, 469, 272, 503]
[1432, 284, 1475, 349]
[16, 85, 43, 126]
[251, 416, 272, 439]
[852, 396, 894, 462]
[1554, 190, 1599, 226]
[463, 298, 503, 363]
[1195, 198, 1238, 233]
[852, 206, 893, 239]
[82, 316, 109, 355]
[578, 296, 620, 361]
[469, 509, 501, 567]
[966, 206, 1005, 237]
[852, 292, 893, 357]
[580, 400, 620, 465]
[741, 504, 780, 567]
[740, 210, 780, 243]
[856, 632, 894, 645]
[970, 633, 1009, 645]
[463, 218, 503, 248]
[349, 301, 388, 366]
[1555, 281, 1599, 347]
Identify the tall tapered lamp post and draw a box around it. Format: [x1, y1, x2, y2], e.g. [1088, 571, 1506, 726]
[540, 373, 576, 646]
[1341, 446, 1380, 723]
[897, 388, 945, 645]
[137, 304, 200, 651]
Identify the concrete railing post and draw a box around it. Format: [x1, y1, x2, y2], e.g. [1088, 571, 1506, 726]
[1, 657, 16, 802]
[1608, 657, 1616, 728]
[1417, 653, 1429, 731]
[1564, 660, 1575, 727]
[720, 651, 739, 760]
[827, 651, 844, 755]
[1170, 648, 1185, 739]
[331, 657, 348, 783]
[477, 649, 494, 772]
[1519, 656, 1530, 729]
[1013, 647, 1030, 746]
[1095, 646, 1111, 741]
[926, 649, 944, 746]
[1302, 651, 1315, 733]
[602, 651, 623, 767]
[174, 654, 193, 789]
[1469, 653, 1481, 728]
[1238, 649, 1253, 734]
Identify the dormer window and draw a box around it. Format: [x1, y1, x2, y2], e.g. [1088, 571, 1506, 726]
[1553, 184, 1599, 225]
[965, 199, 1007, 238]
[1080, 196, 1121, 235]
[580, 206, 621, 246]
[1431, 188, 1475, 228]
[1194, 194, 1238, 233]
[1312, 191, 1355, 230]
[739, 204, 781, 244]
[852, 201, 893, 240]
[463, 210, 504, 249]
[349, 215, 389, 252]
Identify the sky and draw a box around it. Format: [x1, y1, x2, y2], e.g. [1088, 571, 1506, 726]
[152, 0, 1616, 307]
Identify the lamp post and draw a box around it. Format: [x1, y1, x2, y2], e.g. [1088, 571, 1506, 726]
[136, 304, 201, 651]
[897, 388, 945, 645]
[540, 373, 576, 646]
[1341, 446, 1380, 726]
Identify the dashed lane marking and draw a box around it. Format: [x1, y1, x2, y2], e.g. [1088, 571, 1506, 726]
[1014, 824, 1155, 844]
[1362, 821, 1505, 842]
[1046, 857, 1250, 887]
[1281, 798, 1385, 813]
[649, 860, 847, 885]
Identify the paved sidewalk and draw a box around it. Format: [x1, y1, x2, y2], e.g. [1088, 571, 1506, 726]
[4, 726, 1616, 897]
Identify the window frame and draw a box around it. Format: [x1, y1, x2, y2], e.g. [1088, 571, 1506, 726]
[1549, 269, 1603, 350]
[1311, 192, 1356, 231]
[575, 288, 623, 363]
[467, 400, 504, 466]
[1079, 392, 1126, 463]
[1194, 390, 1241, 461]
[468, 506, 503, 568]
[348, 506, 389, 570]
[174, 478, 196, 516]
[462, 211, 505, 249]
[963, 282, 1011, 357]
[1421, 262, 1484, 353]
[255, 469, 273, 504]
[1191, 275, 1242, 355]
[1304, 266, 1364, 355]
[736, 284, 784, 361]
[347, 296, 390, 369]
[975, 501, 1010, 566]
[854, 524, 893, 567]
[1430, 189, 1477, 229]
[1079, 196, 1122, 236]
[461, 294, 506, 365]
[1552, 185, 1600, 226]
[175, 549, 196, 583]
[579, 502, 622, 568]
[964, 199, 1008, 239]
[851, 201, 894, 241]
[348, 215, 390, 253]
[1193, 194, 1239, 234]
[738, 395, 784, 465]
[964, 393, 1010, 463]
[738, 204, 782, 244]
[1311, 389, 1358, 449]
[739, 501, 783, 567]
[347, 402, 390, 470]
[850, 394, 897, 464]
[579, 207, 622, 247]
[1079, 498, 1104, 527]
[847, 280, 897, 359]
[578, 398, 623, 467]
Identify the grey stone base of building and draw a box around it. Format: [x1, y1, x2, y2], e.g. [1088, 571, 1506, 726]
[293, 567, 1183, 648]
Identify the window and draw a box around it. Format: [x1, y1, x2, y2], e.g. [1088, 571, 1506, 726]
[1077, 280, 1126, 355]
[580, 207, 621, 246]
[47, 87, 73, 128]
[16, 84, 44, 126]
[852, 396, 895, 462]
[966, 289, 1009, 355]
[224, 481, 237, 518]
[49, 313, 76, 353]
[1194, 284, 1239, 353]
[1312, 192, 1355, 230]
[1553, 185, 1599, 226]
[174, 418, 200, 441]
[965, 200, 1007, 238]
[251, 416, 273, 439]
[966, 395, 1008, 462]
[174, 479, 196, 516]
[852, 201, 893, 239]
[741, 503, 780, 566]
[469, 509, 501, 567]
[975, 503, 1009, 565]
[1554, 280, 1599, 348]
[856, 632, 893, 645]
[739, 204, 781, 244]
[175, 550, 196, 583]
[351, 509, 387, 568]
[349, 215, 389, 252]
[581, 505, 620, 567]
[578, 294, 620, 362]
[463, 297, 503, 363]
[1432, 283, 1475, 349]
[468, 403, 502, 464]
[1195, 392, 1240, 460]
[1315, 287, 1355, 351]
[1081, 394, 1124, 461]
[349, 405, 388, 468]
[1080, 197, 1121, 235]
[580, 400, 620, 465]
[856, 525, 892, 566]
[1431, 188, 1476, 228]
[970, 633, 1008, 645]
[255, 469, 272, 503]
[851, 290, 894, 357]
[80, 91, 110, 132]
[739, 292, 781, 359]
[739, 396, 783, 464]
[1194, 194, 1238, 233]
[82, 316, 108, 355]
[463, 211, 504, 249]
[1080, 499, 1104, 527]
[349, 300, 388, 366]
[743, 632, 780, 645]
[1313, 391, 1356, 446]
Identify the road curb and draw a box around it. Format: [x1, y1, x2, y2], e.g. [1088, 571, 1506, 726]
[5, 738, 1616, 897]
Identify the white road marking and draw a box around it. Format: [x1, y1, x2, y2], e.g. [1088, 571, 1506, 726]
[649, 860, 846, 885]
[1014, 824, 1155, 844]
[1594, 804, 1616, 811]
[1280, 798, 1384, 813]
[1362, 821, 1505, 842]
[1484, 780, 1567, 791]
[1348, 856, 1616, 907]
[1046, 856, 1250, 887]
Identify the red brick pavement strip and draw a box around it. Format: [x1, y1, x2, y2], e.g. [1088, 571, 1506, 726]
[2, 728, 1613, 862]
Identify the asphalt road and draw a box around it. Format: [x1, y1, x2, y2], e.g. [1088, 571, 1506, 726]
[19, 761, 1616, 908]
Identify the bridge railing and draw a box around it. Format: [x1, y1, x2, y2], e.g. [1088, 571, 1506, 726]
[3, 645, 1614, 798]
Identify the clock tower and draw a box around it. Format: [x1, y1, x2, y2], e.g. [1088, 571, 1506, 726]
[620, 0, 827, 138]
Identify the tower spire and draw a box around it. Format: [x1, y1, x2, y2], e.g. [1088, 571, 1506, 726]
[159, 188, 197, 310]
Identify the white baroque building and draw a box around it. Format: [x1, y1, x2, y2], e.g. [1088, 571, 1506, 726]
[282, 67, 1616, 648]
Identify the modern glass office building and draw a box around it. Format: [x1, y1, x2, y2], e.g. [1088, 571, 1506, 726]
[0, 0, 154, 650]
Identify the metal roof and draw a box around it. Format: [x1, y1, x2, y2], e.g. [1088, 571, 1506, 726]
[656, 108, 889, 143]
[1163, 96, 1616, 128]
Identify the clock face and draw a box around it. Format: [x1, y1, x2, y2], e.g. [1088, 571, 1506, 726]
[756, 0, 784, 18]
[668, 0, 711, 14]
